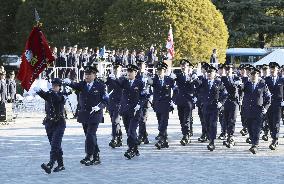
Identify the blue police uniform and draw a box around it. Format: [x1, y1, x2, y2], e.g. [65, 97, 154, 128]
[174, 72, 196, 145]
[265, 75, 284, 149]
[105, 75, 123, 148]
[221, 75, 241, 147]
[151, 74, 175, 148]
[37, 82, 67, 174]
[242, 79, 271, 153]
[239, 76, 249, 136]
[68, 78, 107, 165]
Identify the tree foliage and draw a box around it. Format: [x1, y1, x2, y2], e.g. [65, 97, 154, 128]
[101, 0, 229, 64]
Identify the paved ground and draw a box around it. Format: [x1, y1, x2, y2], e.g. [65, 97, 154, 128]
[1, 109, 284, 184]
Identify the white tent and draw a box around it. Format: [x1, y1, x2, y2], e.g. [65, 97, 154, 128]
[253, 49, 284, 66]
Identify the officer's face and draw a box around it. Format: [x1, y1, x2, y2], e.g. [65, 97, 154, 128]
[240, 69, 247, 76]
[84, 72, 96, 83]
[250, 72, 259, 82]
[180, 63, 189, 73]
[226, 68, 233, 76]
[114, 66, 122, 76]
[218, 68, 225, 76]
[207, 71, 215, 80]
[270, 67, 279, 77]
[263, 69, 269, 76]
[52, 84, 60, 92]
[127, 70, 137, 80]
[157, 68, 165, 77]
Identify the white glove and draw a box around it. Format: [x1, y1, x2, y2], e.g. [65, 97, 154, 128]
[234, 80, 242, 86]
[63, 78, 71, 85]
[109, 73, 116, 80]
[217, 102, 222, 109]
[281, 101, 284, 107]
[170, 73, 177, 79]
[142, 77, 148, 83]
[262, 108, 267, 114]
[92, 106, 100, 112]
[191, 74, 198, 80]
[193, 97, 197, 103]
[170, 101, 176, 107]
[134, 104, 141, 111]
[33, 86, 41, 92]
[185, 75, 190, 81]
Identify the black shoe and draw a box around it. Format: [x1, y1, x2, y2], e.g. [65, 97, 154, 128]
[224, 137, 235, 148]
[91, 153, 101, 165]
[124, 148, 136, 159]
[269, 139, 279, 150]
[249, 145, 258, 154]
[207, 142, 215, 151]
[180, 134, 190, 146]
[138, 134, 150, 145]
[155, 140, 169, 150]
[198, 134, 208, 143]
[109, 139, 117, 148]
[84, 158, 93, 166]
[116, 136, 123, 147]
[262, 134, 269, 141]
[53, 165, 65, 172]
[189, 130, 193, 137]
[240, 128, 248, 136]
[246, 138, 252, 144]
[218, 133, 226, 140]
[41, 162, 53, 174]
[80, 156, 91, 165]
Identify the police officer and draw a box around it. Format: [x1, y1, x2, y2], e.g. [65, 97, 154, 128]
[196, 62, 211, 142]
[170, 59, 197, 146]
[106, 61, 123, 148]
[117, 64, 144, 159]
[195, 65, 225, 151]
[265, 62, 284, 150]
[217, 64, 226, 140]
[149, 62, 175, 149]
[6, 71, 16, 103]
[33, 78, 67, 174]
[64, 65, 108, 165]
[136, 59, 151, 145]
[242, 67, 271, 154]
[221, 64, 242, 148]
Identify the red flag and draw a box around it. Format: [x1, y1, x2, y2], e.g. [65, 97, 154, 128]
[166, 25, 174, 60]
[17, 26, 54, 91]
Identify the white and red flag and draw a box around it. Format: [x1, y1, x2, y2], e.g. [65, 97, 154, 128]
[166, 25, 174, 60]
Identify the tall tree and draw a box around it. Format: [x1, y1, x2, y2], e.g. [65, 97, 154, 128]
[102, 0, 229, 64]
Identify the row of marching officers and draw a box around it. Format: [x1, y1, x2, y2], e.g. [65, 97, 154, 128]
[34, 58, 283, 174]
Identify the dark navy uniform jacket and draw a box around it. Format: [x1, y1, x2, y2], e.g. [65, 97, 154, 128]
[174, 72, 196, 107]
[151, 75, 175, 113]
[105, 77, 122, 112]
[136, 72, 152, 108]
[265, 76, 284, 106]
[117, 77, 144, 115]
[37, 90, 66, 125]
[242, 80, 271, 118]
[221, 76, 241, 104]
[69, 80, 108, 124]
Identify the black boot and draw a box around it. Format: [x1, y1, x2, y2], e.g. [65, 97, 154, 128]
[262, 131, 269, 141]
[207, 141, 215, 151]
[91, 153, 101, 165]
[224, 136, 235, 148]
[109, 139, 117, 148]
[240, 128, 248, 136]
[269, 139, 279, 150]
[246, 137, 252, 144]
[180, 134, 190, 146]
[80, 155, 91, 165]
[249, 144, 258, 154]
[41, 162, 54, 174]
[138, 133, 149, 145]
[155, 137, 169, 150]
[218, 132, 226, 140]
[124, 147, 137, 159]
[198, 133, 208, 142]
[53, 156, 65, 172]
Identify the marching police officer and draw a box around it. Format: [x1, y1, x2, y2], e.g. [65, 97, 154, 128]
[149, 62, 175, 149]
[136, 59, 151, 145]
[195, 65, 226, 151]
[116, 64, 144, 159]
[170, 59, 197, 146]
[106, 61, 123, 148]
[265, 62, 284, 150]
[34, 78, 68, 174]
[64, 65, 108, 165]
[242, 67, 271, 154]
[221, 64, 242, 148]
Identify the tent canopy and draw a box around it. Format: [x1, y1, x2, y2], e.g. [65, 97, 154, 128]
[253, 49, 284, 66]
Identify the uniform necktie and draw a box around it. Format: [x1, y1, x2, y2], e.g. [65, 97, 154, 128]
[273, 77, 276, 85]
[87, 84, 91, 91]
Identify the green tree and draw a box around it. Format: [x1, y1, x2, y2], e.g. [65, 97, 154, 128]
[101, 0, 229, 64]
[212, 0, 284, 48]
[0, 0, 23, 55]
